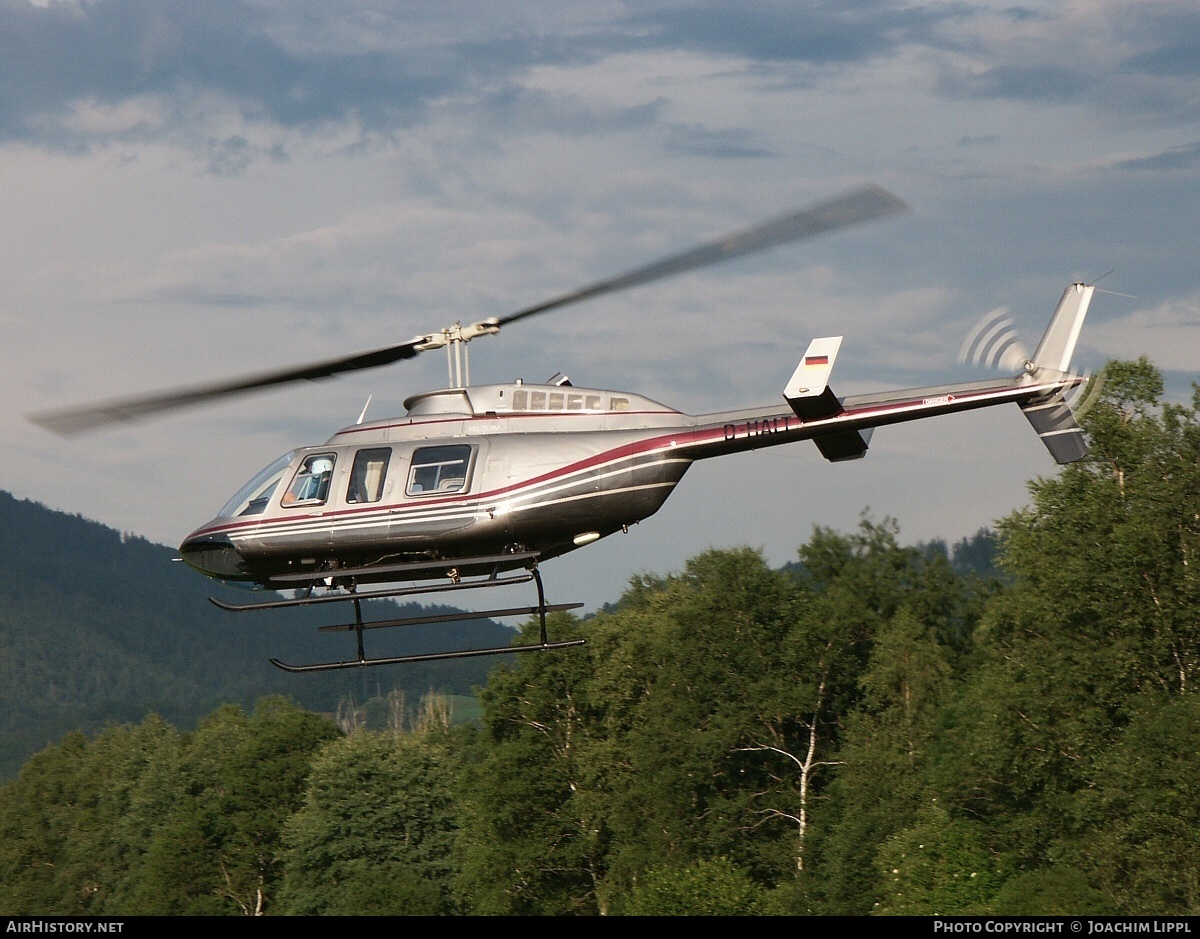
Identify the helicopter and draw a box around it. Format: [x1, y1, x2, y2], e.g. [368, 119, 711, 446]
[28, 184, 1096, 672]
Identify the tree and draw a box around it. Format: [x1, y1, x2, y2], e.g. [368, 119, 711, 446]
[935, 360, 1200, 905]
[813, 608, 957, 914]
[1070, 695, 1200, 913]
[454, 532, 981, 914]
[453, 611, 608, 915]
[0, 717, 185, 916]
[623, 857, 778, 916]
[137, 697, 339, 915]
[875, 801, 1005, 915]
[280, 725, 461, 915]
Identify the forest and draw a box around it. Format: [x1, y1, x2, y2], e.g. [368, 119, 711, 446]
[1, 358, 1197, 916]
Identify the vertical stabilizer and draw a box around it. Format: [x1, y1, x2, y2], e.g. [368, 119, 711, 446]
[1030, 283, 1093, 374]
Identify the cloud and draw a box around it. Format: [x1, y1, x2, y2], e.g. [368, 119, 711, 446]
[0, 0, 611, 157]
[948, 64, 1094, 104]
[1111, 141, 1200, 171]
[7, 0, 1198, 176]
[0, 0, 981, 163]
[923, 0, 1200, 125]
[477, 84, 664, 138]
[1088, 293, 1200, 374]
[625, 0, 959, 65]
[1116, 0, 1200, 79]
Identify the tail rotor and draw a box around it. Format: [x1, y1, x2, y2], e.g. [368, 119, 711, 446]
[959, 285, 1105, 464]
[957, 307, 1031, 373]
[958, 296, 1104, 420]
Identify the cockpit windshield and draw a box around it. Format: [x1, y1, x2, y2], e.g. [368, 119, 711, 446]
[218, 451, 295, 518]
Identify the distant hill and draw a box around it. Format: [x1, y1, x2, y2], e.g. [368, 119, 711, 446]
[0, 490, 524, 779]
[765, 527, 1003, 595]
[916, 527, 1005, 581]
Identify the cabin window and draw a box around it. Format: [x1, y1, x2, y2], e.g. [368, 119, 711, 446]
[530, 391, 546, 409]
[567, 393, 584, 410]
[610, 396, 630, 411]
[512, 389, 528, 411]
[586, 394, 601, 410]
[346, 448, 391, 504]
[549, 392, 564, 410]
[407, 445, 474, 496]
[282, 453, 337, 507]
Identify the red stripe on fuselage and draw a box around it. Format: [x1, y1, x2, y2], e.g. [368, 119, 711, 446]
[188, 380, 1039, 540]
[189, 425, 704, 539]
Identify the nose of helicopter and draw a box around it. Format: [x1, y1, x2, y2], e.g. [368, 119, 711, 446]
[178, 532, 252, 581]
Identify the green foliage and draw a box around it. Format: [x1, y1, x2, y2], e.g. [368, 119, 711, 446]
[280, 727, 461, 915]
[0, 697, 337, 916]
[455, 529, 983, 914]
[1070, 695, 1200, 913]
[0, 718, 185, 915]
[991, 866, 1113, 917]
[144, 696, 340, 916]
[453, 611, 606, 915]
[919, 528, 1005, 581]
[812, 607, 957, 914]
[933, 359, 1200, 908]
[589, 547, 821, 886]
[623, 857, 776, 916]
[876, 802, 1005, 915]
[991, 359, 1200, 705]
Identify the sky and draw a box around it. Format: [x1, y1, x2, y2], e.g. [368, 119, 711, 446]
[3, 0, 1199, 612]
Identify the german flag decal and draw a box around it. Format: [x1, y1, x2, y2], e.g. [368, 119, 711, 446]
[805, 355, 830, 366]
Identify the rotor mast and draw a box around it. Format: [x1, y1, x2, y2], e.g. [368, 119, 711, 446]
[412, 317, 500, 388]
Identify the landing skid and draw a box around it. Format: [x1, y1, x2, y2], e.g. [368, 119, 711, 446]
[270, 638, 588, 673]
[210, 553, 586, 672]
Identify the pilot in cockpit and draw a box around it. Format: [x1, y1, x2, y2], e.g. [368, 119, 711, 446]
[282, 455, 335, 505]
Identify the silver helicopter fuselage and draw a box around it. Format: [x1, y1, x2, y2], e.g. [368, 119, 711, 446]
[181, 381, 703, 585]
[179, 283, 1097, 590]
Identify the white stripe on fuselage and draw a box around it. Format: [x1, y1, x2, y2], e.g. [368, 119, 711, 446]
[220, 446, 692, 548]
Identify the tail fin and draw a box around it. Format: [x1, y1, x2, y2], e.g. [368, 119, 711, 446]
[1020, 283, 1095, 464]
[1029, 282, 1093, 374]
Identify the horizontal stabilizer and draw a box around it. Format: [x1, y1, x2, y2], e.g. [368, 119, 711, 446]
[814, 427, 873, 462]
[785, 337, 843, 420]
[1020, 397, 1088, 464]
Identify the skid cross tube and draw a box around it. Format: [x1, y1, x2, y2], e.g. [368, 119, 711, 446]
[353, 598, 365, 661]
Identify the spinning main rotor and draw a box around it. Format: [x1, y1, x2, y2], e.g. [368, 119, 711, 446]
[29, 184, 908, 437]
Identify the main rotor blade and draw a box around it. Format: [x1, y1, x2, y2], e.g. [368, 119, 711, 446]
[27, 339, 425, 436]
[29, 183, 907, 437]
[495, 183, 909, 328]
